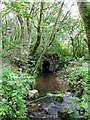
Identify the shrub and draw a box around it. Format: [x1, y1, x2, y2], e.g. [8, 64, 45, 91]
[61, 61, 90, 119]
[0, 67, 35, 120]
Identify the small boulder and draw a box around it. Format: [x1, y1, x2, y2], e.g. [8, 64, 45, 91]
[29, 89, 39, 99]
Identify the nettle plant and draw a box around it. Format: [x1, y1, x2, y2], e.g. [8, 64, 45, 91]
[0, 67, 35, 119]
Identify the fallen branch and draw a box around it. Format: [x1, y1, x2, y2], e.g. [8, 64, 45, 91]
[29, 95, 47, 104]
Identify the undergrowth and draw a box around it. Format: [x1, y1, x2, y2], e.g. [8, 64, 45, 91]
[0, 66, 35, 120]
[61, 61, 90, 119]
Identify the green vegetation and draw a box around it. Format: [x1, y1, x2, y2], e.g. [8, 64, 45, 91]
[0, 66, 35, 119]
[1, 0, 90, 119]
[61, 61, 90, 119]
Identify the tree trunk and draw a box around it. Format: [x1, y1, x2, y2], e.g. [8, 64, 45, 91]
[31, 2, 44, 56]
[27, 18, 32, 50]
[0, 0, 2, 85]
[77, 1, 90, 110]
[77, 2, 90, 51]
[27, 4, 34, 50]
[33, 2, 64, 73]
[17, 15, 25, 54]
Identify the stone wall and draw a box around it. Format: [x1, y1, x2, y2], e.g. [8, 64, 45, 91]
[39, 53, 63, 73]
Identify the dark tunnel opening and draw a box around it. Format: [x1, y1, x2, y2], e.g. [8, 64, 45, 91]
[42, 60, 50, 73]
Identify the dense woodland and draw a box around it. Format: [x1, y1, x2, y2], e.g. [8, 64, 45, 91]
[0, 0, 90, 120]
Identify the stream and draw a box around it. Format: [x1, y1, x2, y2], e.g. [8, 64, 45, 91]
[35, 72, 69, 96]
[27, 72, 85, 120]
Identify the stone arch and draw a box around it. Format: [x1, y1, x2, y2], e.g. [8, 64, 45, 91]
[39, 53, 63, 73]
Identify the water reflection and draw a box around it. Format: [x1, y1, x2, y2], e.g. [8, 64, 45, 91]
[34, 73, 69, 95]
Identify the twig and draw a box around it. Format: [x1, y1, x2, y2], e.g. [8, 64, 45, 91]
[29, 95, 47, 104]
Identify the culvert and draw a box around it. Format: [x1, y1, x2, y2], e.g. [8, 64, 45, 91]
[42, 60, 50, 73]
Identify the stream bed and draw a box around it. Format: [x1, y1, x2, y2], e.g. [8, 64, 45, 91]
[27, 72, 84, 120]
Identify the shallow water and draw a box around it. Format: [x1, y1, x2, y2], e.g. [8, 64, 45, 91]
[27, 73, 83, 120]
[34, 72, 69, 95]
